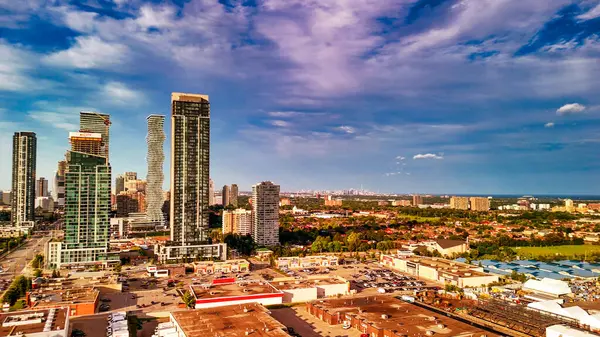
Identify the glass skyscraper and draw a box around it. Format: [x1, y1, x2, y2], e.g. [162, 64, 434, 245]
[146, 114, 165, 223]
[170, 93, 210, 244]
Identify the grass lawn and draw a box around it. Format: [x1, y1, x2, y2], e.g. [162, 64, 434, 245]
[513, 245, 600, 258]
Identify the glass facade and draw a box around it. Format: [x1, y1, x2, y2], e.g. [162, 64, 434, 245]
[170, 93, 210, 245]
[60, 151, 112, 265]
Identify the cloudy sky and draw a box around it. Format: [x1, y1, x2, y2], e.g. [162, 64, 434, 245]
[1, 0, 599, 195]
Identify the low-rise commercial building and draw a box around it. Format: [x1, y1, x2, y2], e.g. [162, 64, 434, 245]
[193, 259, 250, 274]
[154, 242, 227, 263]
[306, 296, 500, 337]
[189, 279, 283, 309]
[273, 276, 350, 303]
[276, 255, 339, 270]
[380, 254, 499, 287]
[0, 308, 69, 337]
[169, 303, 290, 337]
[26, 288, 99, 316]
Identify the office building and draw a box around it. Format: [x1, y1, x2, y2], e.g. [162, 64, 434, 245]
[79, 111, 110, 159]
[222, 208, 253, 236]
[252, 181, 280, 246]
[230, 184, 238, 207]
[412, 194, 423, 206]
[115, 174, 125, 195]
[11, 132, 36, 225]
[69, 131, 102, 156]
[565, 199, 574, 209]
[222, 185, 230, 207]
[450, 196, 469, 210]
[53, 160, 67, 209]
[146, 115, 166, 223]
[157, 92, 226, 262]
[36, 177, 48, 197]
[208, 178, 214, 206]
[170, 92, 210, 244]
[469, 197, 490, 211]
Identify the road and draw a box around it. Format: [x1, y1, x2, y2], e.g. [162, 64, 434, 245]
[0, 236, 51, 280]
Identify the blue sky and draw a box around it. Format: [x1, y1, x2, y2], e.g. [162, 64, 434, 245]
[1, 0, 600, 195]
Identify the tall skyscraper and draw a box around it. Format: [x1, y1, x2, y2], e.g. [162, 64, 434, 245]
[36, 177, 48, 197]
[146, 115, 166, 223]
[62, 150, 111, 262]
[69, 131, 102, 156]
[53, 160, 67, 209]
[11, 132, 36, 225]
[170, 92, 210, 244]
[79, 112, 110, 160]
[230, 184, 239, 207]
[252, 181, 280, 246]
[222, 185, 230, 207]
[115, 174, 125, 195]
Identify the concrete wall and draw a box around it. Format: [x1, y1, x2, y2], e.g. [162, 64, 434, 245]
[317, 282, 349, 298]
[418, 265, 438, 281]
[459, 275, 499, 288]
[283, 288, 318, 303]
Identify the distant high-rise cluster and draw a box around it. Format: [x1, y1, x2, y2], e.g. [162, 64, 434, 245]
[252, 181, 280, 246]
[412, 194, 423, 206]
[222, 184, 239, 207]
[146, 115, 166, 224]
[53, 160, 67, 209]
[450, 196, 489, 211]
[11, 131, 37, 226]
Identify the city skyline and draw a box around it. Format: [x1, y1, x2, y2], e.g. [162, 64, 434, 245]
[1, 1, 600, 195]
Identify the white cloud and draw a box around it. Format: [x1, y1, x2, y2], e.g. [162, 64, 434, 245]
[28, 111, 79, 130]
[44, 36, 128, 69]
[268, 111, 300, 118]
[270, 120, 292, 127]
[103, 81, 142, 103]
[396, 156, 405, 160]
[337, 125, 355, 134]
[577, 3, 600, 20]
[413, 153, 444, 160]
[544, 122, 555, 128]
[557, 103, 586, 115]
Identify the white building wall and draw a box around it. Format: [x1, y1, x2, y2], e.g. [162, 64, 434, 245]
[282, 288, 318, 303]
[317, 283, 350, 298]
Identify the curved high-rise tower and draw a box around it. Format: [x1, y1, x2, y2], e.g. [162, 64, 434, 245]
[146, 115, 166, 223]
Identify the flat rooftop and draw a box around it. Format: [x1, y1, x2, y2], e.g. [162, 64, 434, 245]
[191, 281, 279, 299]
[404, 256, 491, 277]
[274, 277, 347, 291]
[171, 303, 289, 337]
[29, 287, 99, 305]
[0, 308, 68, 336]
[311, 296, 501, 337]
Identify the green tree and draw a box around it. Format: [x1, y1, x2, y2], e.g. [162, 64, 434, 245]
[33, 269, 42, 278]
[182, 291, 195, 308]
[114, 264, 122, 273]
[346, 232, 361, 252]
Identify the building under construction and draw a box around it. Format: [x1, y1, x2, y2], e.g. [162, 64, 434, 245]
[69, 132, 102, 156]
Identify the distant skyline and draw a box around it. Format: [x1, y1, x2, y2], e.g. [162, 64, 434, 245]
[1, 0, 600, 195]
